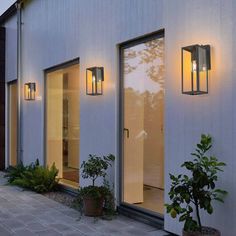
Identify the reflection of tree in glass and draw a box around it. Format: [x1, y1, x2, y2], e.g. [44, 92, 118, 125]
[124, 38, 165, 148]
[124, 48, 137, 74]
[124, 38, 164, 89]
[124, 37, 165, 145]
[139, 39, 164, 89]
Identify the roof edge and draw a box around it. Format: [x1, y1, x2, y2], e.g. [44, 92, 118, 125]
[0, 2, 17, 26]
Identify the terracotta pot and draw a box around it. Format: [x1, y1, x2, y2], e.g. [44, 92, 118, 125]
[183, 227, 221, 236]
[83, 196, 104, 217]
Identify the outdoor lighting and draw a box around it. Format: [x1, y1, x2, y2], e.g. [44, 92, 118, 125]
[182, 44, 211, 95]
[24, 82, 36, 100]
[86, 67, 104, 95]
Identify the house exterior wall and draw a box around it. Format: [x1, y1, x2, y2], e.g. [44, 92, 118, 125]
[163, 1, 236, 234]
[4, 14, 17, 83]
[19, 0, 164, 188]
[2, 0, 236, 235]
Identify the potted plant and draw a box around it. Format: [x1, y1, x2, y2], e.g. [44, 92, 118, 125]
[165, 134, 227, 236]
[78, 154, 115, 217]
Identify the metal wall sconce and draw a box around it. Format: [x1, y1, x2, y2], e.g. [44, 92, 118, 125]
[182, 44, 211, 95]
[24, 82, 36, 100]
[86, 67, 104, 95]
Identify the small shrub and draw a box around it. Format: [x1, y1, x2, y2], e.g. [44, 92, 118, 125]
[5, 162, 28, 183]
[165, 134, 227, 232]
[5, 159, 59, 193]
[81, 154, 115, 186]
[75, 154, 116, 217]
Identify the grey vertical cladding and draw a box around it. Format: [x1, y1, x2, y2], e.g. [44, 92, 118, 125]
[0, 27, 5, 170]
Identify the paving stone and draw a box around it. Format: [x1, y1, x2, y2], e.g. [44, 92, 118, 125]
[64, 232, 85, 236]
[28, 208, 47, 215]
[0, 225, 12, 236]
[48, 223, 76, 233]
[102, 219, 131, 229]
[130, 221, 158, 232]
[0, 172, 168, 236]
[16, 214, 37, 224]
[147, 230, 173, 236]
[13, 228, 36, 236]
[87, 233, 110, 236]
[35, 213, 56, 222]
[53, 214, 78, 224]
[98, 225, 122, 234]
[54, 205, 72, 211]
[73, 223, 97, 234]
[7, 207, 26, 215]
[1, 219, 25, 230]
[0, 212, 12, 220]
[123, 226, 152, 236]
[59, 209, 80, 219]
[26, 222, 48, 232]
[80, 220, 106, 230]
[36, 229, 63, 236]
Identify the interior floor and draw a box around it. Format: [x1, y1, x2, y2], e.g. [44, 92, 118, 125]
[135, 185, 164, 214]
[63, 166, 79, 183]
[59, 178, 79, 189]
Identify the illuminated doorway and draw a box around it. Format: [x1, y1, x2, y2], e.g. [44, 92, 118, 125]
[45, 60, 80, 188]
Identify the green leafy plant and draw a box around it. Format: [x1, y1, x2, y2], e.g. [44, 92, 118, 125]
[81, 154, 115, 187]
[165, 134, 227, 232]
[76, 154, 116, 216]
[5, 161, 28, 183]
[102, 178, 116, 218]
[5, 159, 59, 193]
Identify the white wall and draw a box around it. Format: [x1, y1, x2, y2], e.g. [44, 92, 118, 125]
[3, 0, 236, 235]
[4, 14, 17, 82]
[164, 1, 236, 235]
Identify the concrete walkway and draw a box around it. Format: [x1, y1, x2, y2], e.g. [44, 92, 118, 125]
[0, 172, 171, 236]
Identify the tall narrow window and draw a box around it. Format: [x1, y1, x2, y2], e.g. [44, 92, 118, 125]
[46, 63, 80, 188]
[121, 34, 165, 214]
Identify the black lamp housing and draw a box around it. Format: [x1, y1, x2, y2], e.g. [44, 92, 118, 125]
[24, 82, 36, 100]
[181, 44, 211, 95]
[86, 67, 104, 95]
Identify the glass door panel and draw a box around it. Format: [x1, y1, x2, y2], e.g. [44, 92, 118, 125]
[122, 36, 165, 214]
[46, 64, 80, 188]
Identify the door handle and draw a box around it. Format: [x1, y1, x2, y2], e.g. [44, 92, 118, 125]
[124, 128, 129, 138]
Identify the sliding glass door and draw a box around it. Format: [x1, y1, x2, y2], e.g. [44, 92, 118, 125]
[46, 63, 80, 188]
[121, 33, 165, 214]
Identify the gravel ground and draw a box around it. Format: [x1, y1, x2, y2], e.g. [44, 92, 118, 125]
[43, 191, 78, 209]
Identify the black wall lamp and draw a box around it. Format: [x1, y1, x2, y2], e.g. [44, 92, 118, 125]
[182, 44, 211, 95]
[86, 67, 104, 95]
[24, 82, 36, 100]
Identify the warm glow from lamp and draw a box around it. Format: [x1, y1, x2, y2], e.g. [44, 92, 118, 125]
[182, 44, 211, 95]
[24, 82, 36, 100]
[86, 67, 104, 95]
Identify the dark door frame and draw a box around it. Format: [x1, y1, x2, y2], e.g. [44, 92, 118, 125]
[118, 29, 165, 226]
